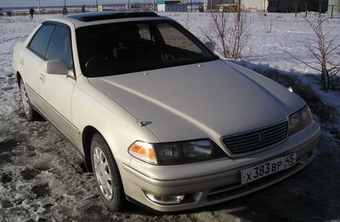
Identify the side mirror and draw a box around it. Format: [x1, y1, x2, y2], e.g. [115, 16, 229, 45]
[205, 41, 215, 52]
[45, 59, 69, 75]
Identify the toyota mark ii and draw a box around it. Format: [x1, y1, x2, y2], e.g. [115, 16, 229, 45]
[12, 12, 320, 212]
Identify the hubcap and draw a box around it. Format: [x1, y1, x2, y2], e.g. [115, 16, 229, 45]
[93, 146, 113, 200]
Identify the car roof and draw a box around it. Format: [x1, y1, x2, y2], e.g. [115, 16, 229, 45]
[67, 11, 159, 22]
[43, 11, 170, 28]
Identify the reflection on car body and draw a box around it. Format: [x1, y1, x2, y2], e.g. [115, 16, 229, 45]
[12, 12, 320, 212]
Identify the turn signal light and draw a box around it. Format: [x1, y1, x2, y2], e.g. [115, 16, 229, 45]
[128, 141, 157, 164]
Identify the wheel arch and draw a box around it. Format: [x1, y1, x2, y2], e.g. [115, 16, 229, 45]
[82, 125, 99, 172]
[16, 71, 22, 87]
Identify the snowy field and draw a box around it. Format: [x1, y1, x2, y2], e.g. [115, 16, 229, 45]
[1, 11, 340, 221]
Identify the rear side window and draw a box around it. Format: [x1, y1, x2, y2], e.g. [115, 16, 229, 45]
[28, 24, 55, 57]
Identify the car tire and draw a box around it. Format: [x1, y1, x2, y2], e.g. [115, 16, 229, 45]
[19, 79, 39, 121]
[91, 133, 125, 212]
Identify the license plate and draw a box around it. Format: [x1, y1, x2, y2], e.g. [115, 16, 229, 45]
[241, 153, 296, 184]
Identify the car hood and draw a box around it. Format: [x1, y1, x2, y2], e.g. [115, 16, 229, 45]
[88, 60, 304, 142]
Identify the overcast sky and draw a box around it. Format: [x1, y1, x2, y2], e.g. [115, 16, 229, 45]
[0, 0, 127, 8]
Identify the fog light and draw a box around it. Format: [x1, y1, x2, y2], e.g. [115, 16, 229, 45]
[143, 191, 184, 205]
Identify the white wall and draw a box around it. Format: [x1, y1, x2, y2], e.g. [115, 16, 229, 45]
[329, 0, 340, 13]
[241, 0, 268, 12]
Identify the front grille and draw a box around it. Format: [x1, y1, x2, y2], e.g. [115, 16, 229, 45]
[222, 121, 288, 155]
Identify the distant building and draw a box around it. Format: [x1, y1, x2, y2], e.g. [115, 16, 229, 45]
[268, 0, 329, 13]
[203, 0, 330, 13]
[203, 0, 234, 11]
[203, 0, 267, 11]
[157, 0, 188, 12]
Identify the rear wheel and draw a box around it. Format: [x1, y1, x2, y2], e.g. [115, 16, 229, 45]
[91, 133, 125, 212]
[19, 79, 39, 121]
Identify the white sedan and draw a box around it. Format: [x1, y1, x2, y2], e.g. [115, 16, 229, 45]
[12, 12, 320, 212]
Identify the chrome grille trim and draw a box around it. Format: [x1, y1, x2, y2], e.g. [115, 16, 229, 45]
[221, 121, 288, 155]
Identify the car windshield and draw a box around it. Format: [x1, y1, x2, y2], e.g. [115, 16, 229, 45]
[76, 20, 217, 77]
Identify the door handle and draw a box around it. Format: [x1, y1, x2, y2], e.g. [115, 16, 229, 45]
[40, 74, 45, 83]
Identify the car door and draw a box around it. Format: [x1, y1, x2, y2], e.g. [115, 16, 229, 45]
[23, 24, 55, 107]
[38, 24, 78, 137]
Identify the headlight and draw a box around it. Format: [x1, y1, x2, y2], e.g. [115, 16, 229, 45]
[289, 106, 314, 135]
[128, 140, 226, 165]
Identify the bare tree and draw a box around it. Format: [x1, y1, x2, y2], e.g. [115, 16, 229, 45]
[201, 10, 251, 59]
[285, 13, 340, 92]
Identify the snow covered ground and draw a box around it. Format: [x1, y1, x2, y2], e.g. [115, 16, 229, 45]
[0, 11, 340, 221]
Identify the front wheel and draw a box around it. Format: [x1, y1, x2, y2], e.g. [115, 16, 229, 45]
[91, 133, 125, 212]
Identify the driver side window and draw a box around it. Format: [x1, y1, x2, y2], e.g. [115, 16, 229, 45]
[28, 24, 55, 57]
[46, 25, 73, 68]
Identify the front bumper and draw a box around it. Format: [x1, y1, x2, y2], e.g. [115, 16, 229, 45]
[119, 122, 320, 212]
